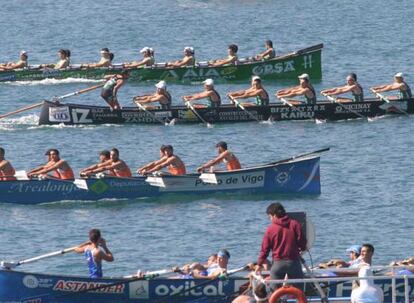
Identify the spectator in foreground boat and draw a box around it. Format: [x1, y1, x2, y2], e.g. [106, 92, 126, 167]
[182, 78, 221, 108]
[209, 44, 238, 67]
[276, 73, 317, 105]
[334, 243, 375, 277]
[84, 148, 132, 178]
[318, 244, 362, 269]
[321, 73, 364, 102]
[0, 51, 28, 71]
[256, 40, 276, 60]
[40, 49, 71, 69]
[74, 229, 114, 278]
[133, 80, 172, 110]
[0, 147, 16, 181]
[371, 73, 412, 100]
[139, 145, 186, 176]
[227, 76, 270, 106]
[80, 150, 112, 177]
[101, 69, 129, 110]
[351, 266, 384, 303]
[81, 48, 114, 68]
[166, 47, 196, 68]
[197, 141, 241, 173]
[123, 47, 154, 68]
[27, 149, 75, 180]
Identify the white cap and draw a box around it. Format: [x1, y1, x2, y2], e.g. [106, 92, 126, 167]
[184, 46, 194, 53]
[149, 48, 154, 53]
[100, 49, 109, 54]
[20, 50, 27, 56]
[252, 75, 261, 81]
[298, 73, 309, 80]
[395, 72, 404, 78]
[203, 78, 214, 86]
[155, 80, 167, 89]
[140, 47, 150, 53]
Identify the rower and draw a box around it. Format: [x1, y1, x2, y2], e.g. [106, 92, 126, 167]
[321, 73, 364, 102]
[197, 141, 241, 173]
[0, 147, 16, 181]
[81, 48, 114, 68]
[85, 148, 132, 178]
[209, 44, 238, 67]
[74, 229, 114, 279]
[182, 78, 221, 108]
[371, 72, 412, 100]
[276, 73, 317, 105]
[206, 249, 230, 278]
[133, 80, 172, 110]
[27, 149, 75, 180]
[123, 47, 154, 68]
[227, 76, 269, 106]
[166, 47, 196, 68]
[256, 40, 276, 60]
[101, 69, 129, 110]
[137, 145, 168, 175]
[141, 145, 186, 176]
[40, 49, 71, 69]
[80, 150, 111, 177]
[0, 51, 28, 71]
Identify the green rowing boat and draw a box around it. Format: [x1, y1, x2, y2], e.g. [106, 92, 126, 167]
[0, 44, 322, 83]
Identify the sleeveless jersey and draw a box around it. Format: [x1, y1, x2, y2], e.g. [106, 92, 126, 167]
[305, 85, 317, 104]
[351, 83, 364, 102]
[168, 162, 186, 175]
[255, 89, 270, 106]
[399, 81, 412, 99]
[208, 89, 221, 108]
[224, 154, 241, 171]
[85, 248, 103, 278]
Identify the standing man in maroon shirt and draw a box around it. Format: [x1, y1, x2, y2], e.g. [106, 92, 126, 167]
[255, 202, 307, 283]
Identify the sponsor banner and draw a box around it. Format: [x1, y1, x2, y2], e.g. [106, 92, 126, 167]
[49, 107, 71, 122]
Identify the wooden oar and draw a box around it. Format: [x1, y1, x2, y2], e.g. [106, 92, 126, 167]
[0, 241, 90, 269]
[185, 101, 213, 127]
[322, 93, 373, 121]
[134, 101, 169, 125]
[228, 96, 261, 122]
[370, 89, 410, 116]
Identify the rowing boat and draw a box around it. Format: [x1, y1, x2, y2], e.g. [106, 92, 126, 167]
[0, 44, 323, 83]
[38, 97, 414, 125]
[0, 150, 325, 204]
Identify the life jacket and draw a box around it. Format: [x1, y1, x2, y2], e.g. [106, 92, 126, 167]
[224, 154, 241, 171]
[168, 162, 186, 175]
[52, 166, 75, 180]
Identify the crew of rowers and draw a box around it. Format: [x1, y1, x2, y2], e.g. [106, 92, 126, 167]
[0, 41, 276, 71]
[0, 141, 241, 181]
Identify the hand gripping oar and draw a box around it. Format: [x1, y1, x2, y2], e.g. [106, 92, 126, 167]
[0, 241, 90, 269]
[322, 93, 373, 121]
[185, 101, 213, 127]
[370, 89, 410, 116]
[0, 83, 104, 120]
[228, 96, 261, 122]
[134, 101, 169, 125]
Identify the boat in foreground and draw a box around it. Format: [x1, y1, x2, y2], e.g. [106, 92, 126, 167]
[0, 150, 326, 204]
[0, 44, 322, 83]
[38, 98, 414, 125]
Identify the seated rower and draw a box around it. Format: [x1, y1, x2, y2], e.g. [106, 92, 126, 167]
[166, 47, 195, 68]
[276, 73, 317, 105]
[138, 145, 186, 176]
[0, 51, 28, 71]
[318, 245, 362, 269]
[256, 40, 276, 60]
[81, 48, 114, 68]
[74, 229, 114, 279]
[133, 80, 172, 110]
[182, 78, 221, 108]
[197, 141, 241, 173]
[137, 145, 168, 175]
[27, 149, 74, 180]
[0, 147, 16, 181]
[80, 150, 111, 177]
[83, 148, 132, 178]
[123, 47, 154, 68]
[209, 44, 238, 67]
[371, 72, 412, 100]
[101, 69, 129, 110]
[227, 76, 269, 106]
[40, 49, 71, 69]
[321, 73, 364, 102]
[206, 249, 230, 279]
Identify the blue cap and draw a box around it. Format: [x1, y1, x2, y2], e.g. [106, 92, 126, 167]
[217, 249, 230, 259]
[346, 245, 361, 254]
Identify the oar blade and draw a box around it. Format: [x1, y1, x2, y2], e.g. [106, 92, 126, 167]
[145, 176, 166, 188]
[199, 173, 218, 184]
[0, 260, 18, 269]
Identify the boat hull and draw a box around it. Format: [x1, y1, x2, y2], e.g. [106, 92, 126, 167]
[0, 45, 322, 83]
[0, 156, 321, 204]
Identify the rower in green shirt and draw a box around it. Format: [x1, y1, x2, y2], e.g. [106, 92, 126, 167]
[166, 47, 196, 68]
[256, 40, 276, 60]
[81, 48, 114, 68]
[209, 44, 238, 67]
[227, 76, 270, 106]
[124, 47, 154, 68]
[371, 72, 412, 100]
[182, 78, 221, 108]
[40, 49, 71, 69]
[276, 73, 317, 105]
[321, 73, 364, 102]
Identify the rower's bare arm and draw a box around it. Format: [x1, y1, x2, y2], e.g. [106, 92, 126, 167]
[371, 84, 397, 92]
[184, 91, 210, 101]
[147, 158, 172, 172]
[0, 160, 8, 169]
[238, 89, 261, 99]
[38, 160, 66, 174]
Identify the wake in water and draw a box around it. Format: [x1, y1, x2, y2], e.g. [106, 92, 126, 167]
[3, 78, 102, 86]
[0, 114, 39, 130]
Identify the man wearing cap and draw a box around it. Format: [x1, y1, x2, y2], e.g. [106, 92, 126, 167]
[197, 141, 241, 173]
[182, 78, 221, 108]
[0, 51, 28, 71]
[82, 48, 113, 68]
[206, 249, 230, 278]
[209, 44, 238, 67]
[371, 73, 412, 99]
[124, 47, 154, 68]
[0, 147, 16, 181]
[276, 73, 317, 105]
[321, 74, 364, 102]
[166, 47, 195, 68]
[255, 203, 307, 284]
[80, 150, 112, 177]
[133, 80, 172, 110]
[227, 76, 270, 106]
[101, 69, 129, 110]
[27, 149, 75, 180]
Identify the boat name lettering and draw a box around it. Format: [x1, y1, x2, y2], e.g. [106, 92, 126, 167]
[0, 74, 17, 81]
[154, 281, 225, 296]
[271, 104, 325, 113]
[195, 174, 264, 186]
[180, 68, 221, 79]
[252, 60, 295, 76]
[53, 280, 124, 293]
[9, 182, 81, 194]
[42, 69, 61, 77]
[108, 180, 141, 187]
[335, 103, 371, 113]
[218, 111, 253, 121]
[71, 108, 92, 123]
[281, 111, 315, 119]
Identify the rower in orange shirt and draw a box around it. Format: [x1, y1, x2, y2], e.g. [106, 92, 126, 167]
[83, 148, 132, 178]
[27, 149, 74, 180]
[0, 147, 16, 181]
[140, 145, 186, 176]
[197, 141, 241, 173]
